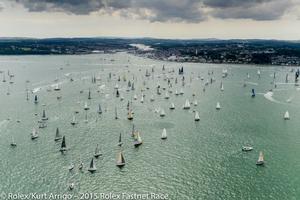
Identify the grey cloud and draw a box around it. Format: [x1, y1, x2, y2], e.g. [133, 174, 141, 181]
[12, 0, 297, 22]
[209, 0, 294, 20]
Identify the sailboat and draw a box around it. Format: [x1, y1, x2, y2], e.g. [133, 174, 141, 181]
[183, 99, 191, 109]
[256, 151, 264, 165]
[88, 158, 97, 173]
[216, 102, 221, 110]
[175, 90, 179, 96]
[68, 163, 75, 171]
[34, 95, 38, 104]
[10, 136, 17, 147]
[31, 128, 38, 140]
[69, 183, 75, 190]
[169, 102, 175, 110]
[116, 151, 125, 167]
[161, 128, 167, 139]
[54, 128, 62, 141]
[131, 124, 136, 137]
[54, 84, 60, 91]
[220, 82, 224, 91]
[150, 95, 155, 102]
[133, 94, 137, 100]
[41, 110, 48, 121]
[118, 133, 123, 146]
[94, 144, 102, 158]
[70, 115, 77, 125]
[127, 110, 133, 120]
[284, 111, 290, 120]
[78, 161, 84, 170]
[165, 92, 170, 99]
[251, 89, 255, 97]
[140, 96, 144, 103]
[83, 112, 88, 123]
[97, 104, 102, 114]
[180, 88, 184, 95]
[88, 89, 91, 99]
[60, 136, 67, 152]
[134, 132, 143, 147]
[115, 107, 118, 119]
[84, 102, 89, 110]
[160, 109, 166, 117]
[194, 111, 200, 121]
[193, 100, 198, 106]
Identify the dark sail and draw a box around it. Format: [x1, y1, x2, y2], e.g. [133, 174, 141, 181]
[61, 136, 66, 148]
[121, 153, 125, 163]
[56, 128, 59, 137]
[90, 158, 94, 168]
[88, 89, 91, 99]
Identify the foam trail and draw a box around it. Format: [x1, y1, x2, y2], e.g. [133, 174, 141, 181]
[263, 91, 282, 104]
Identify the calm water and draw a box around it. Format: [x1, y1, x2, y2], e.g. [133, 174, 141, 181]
[0, 53, 300, 200]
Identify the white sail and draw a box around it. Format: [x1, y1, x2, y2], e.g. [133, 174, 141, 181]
[160, 109, 166, 117]
[170, 102, 175, 109]
[193, 100, 198, 106]
[216, 102, 221, 110]
[284, 111, 290, 120]
[116, 151, 125, 167]
[161, 128, 167, 139]
[165, 92, 170, 99]
[194, 111, 200, 121]
[31, 128, 38, 139]
[256, 151, 264, 165]
[183, 99, 190, 109]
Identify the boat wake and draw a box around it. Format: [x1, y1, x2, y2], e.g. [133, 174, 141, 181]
[245, 81, 258, 86]
[0, 119, 9, 130]
[263, 91, 283, 104]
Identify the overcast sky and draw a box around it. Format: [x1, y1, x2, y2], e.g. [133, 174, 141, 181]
[1, 0, 300, 40]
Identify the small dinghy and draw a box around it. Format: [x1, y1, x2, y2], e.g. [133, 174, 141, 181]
[68, 163, 74, 171]
[242, 146, 253, 151]
[69, 183, 75, 191]
[78, 162, 84, 171]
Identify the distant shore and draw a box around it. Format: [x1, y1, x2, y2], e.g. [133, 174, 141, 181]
[0, 37, 300, 66]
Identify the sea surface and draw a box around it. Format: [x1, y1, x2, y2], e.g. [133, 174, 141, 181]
[0, 53, 300, 200]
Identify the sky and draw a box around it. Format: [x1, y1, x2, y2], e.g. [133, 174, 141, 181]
[0, 0, 300, 40]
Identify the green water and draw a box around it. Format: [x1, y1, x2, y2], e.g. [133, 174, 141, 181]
[0, 53, 300, 200]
